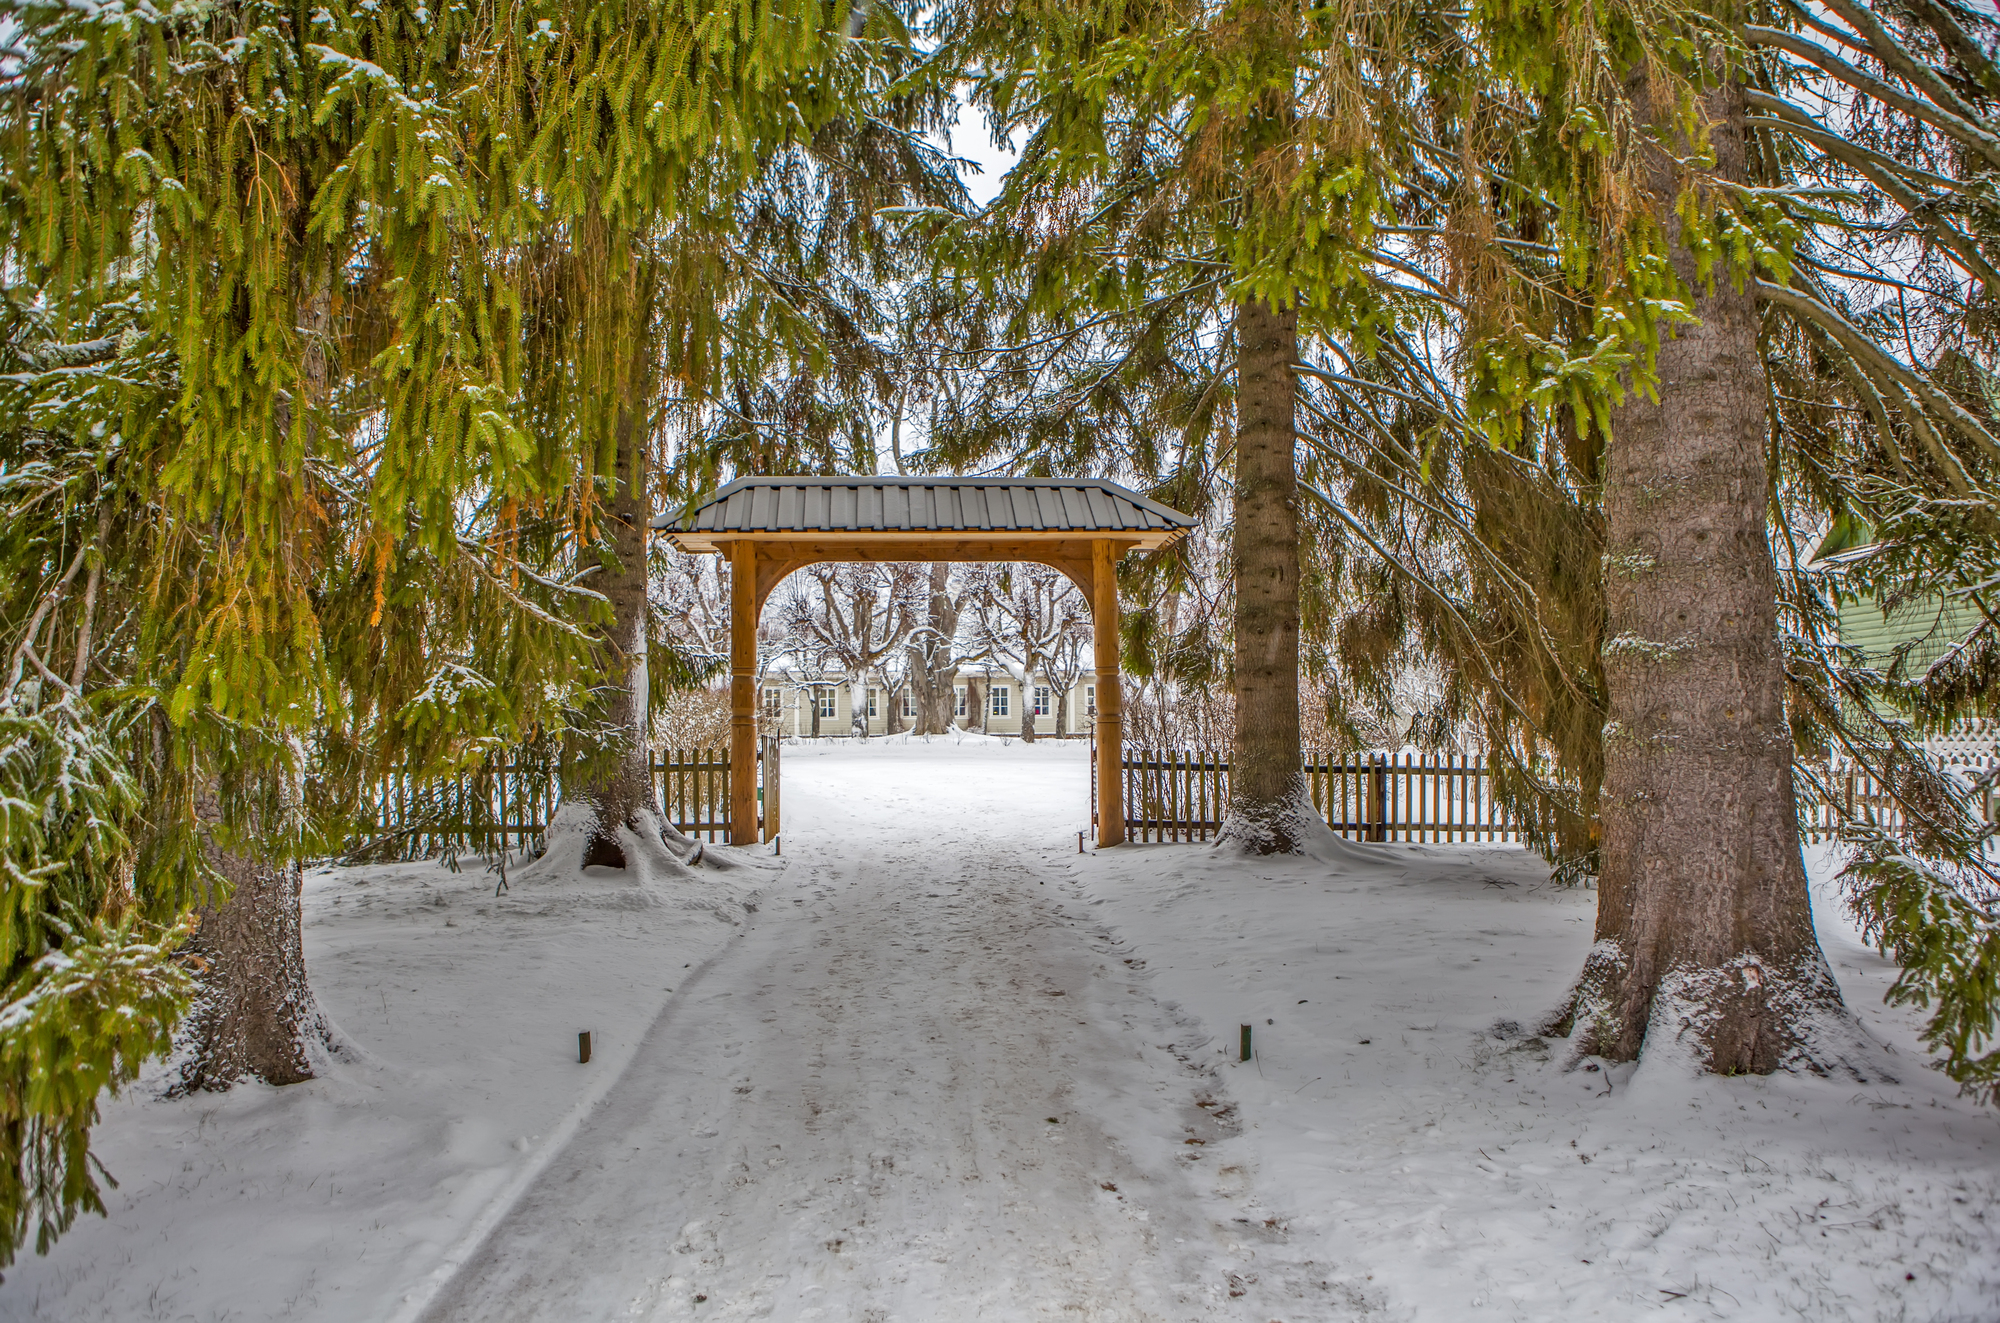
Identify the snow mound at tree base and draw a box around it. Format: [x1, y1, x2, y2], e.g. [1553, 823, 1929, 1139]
[1213, 784, 1408, 866]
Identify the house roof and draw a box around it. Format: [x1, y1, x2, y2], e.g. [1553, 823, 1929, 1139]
[654, 476, 1197, 553]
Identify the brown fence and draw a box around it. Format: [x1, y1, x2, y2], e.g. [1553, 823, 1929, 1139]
[1102, 744, 1996, 847]
[657, 749, 731, 842]
[350, 741, 776, 860]
[1098, 747, 1531, 844]
[1800, 761, 1998, 842]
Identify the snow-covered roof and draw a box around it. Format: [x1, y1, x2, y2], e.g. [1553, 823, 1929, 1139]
[656, 476, 1196, 553]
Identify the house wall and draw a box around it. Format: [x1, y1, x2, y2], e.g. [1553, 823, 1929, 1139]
[1839, 592, 1983, 679]
[758, 670, 1106, 738]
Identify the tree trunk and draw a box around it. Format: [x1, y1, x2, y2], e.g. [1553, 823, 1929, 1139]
[849, 669, 869, 740]
[575, 393, 657, 869]
[174, 789, 322, 1092]
[923, 562, 959, 733]
[176, 265, 331, 1090]
[1555, 74, 1843, 1072]
[1019, 672, 1037, 743]
[1219, 296, 1308, 853]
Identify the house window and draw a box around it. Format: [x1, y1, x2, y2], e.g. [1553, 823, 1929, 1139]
[867, 688, 879, 718]
[955, 686, 967, 717]
[1085, 684, 1096, 713]
[763, 687, 781, 715]
[902, 690, 916, 718]
[817, 688, 837, 719]
[1033, 685, 1051, 717]
[991, 685, 1010, 717]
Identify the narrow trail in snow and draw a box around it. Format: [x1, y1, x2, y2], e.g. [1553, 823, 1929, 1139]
[419, 745, 1290, 1322]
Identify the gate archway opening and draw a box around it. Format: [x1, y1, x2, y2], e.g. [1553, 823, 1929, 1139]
[655, 476, 1198, 847]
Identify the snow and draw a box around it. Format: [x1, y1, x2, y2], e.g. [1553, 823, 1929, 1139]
[2, 738, 1996, 1321]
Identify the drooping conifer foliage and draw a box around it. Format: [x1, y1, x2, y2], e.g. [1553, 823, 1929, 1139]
[0, 0, 914, 1270]
[0, 0, 1996, 1277]
[932, 0, 1437, 851]
[930, 0, 1997, 1084]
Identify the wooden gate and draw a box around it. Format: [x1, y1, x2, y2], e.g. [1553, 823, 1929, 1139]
[655, 737, 779, 843]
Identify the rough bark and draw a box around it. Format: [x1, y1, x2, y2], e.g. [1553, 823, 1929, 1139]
[576, 396, 658, 869]
[1555, 74, 1844, 1072]
[908, 562, 959, 734]
[847, 667, 869, 740]
[173, 791, 323, 1092]
[1218, 296, 1309, 853]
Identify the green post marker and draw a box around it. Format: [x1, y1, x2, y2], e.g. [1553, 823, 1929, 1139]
[1240, 1024, 1252, 1062]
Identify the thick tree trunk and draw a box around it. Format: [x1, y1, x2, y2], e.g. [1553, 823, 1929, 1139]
[1219, 297, 1309, 853]
[1555, 75, 1843, 1072]
[576, 396, 657, 869]
[922, 562, 959, 734]
[848, 669, 869, 740]
[175, 267, 331, 1091]
[174, 790, 322, 1092]
[1018, 668, 1038, 743]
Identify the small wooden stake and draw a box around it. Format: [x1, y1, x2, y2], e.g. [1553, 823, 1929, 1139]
[578, 1031, 592, 1064]
[1239, 1024, 1252, 1062]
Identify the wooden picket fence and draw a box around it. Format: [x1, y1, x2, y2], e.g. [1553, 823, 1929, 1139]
[657, 748, 732, 842]
[1099, 747, 1532, 843]
[349, 741, 776, 860]
[1800, 745, 1999, 841]
[1105, 731, 1997, 847]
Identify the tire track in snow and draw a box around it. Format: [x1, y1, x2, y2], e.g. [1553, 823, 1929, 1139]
[419, 745, 1304, 1322]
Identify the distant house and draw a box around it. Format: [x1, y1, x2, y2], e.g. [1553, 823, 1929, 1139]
[1816, 516, 1987, 699]
[758, 667, 1106, 739]
[1837, 592, 1985, 687]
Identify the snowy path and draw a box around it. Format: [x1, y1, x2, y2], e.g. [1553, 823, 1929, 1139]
[420, 741, 1268, 1322]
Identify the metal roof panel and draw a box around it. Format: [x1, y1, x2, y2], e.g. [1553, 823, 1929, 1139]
[655, 476, 1197, 544]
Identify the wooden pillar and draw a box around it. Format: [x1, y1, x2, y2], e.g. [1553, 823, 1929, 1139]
[729, 542, 759, 846]
[1093, 540, 1125, 846]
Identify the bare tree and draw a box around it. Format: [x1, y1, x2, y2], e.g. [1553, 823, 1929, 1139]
[903, 562, 966, 734]
[1040, 612, 1091, 738]
[653, 546, 729, 662]
[964, 562, 1088, 743]
[774, 563, 924, 740]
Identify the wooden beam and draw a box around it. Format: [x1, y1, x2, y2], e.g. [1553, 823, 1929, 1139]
[1093, 539, 1125, 847]
[744, 539, 1109, 615]
[729, 541, 759, 846]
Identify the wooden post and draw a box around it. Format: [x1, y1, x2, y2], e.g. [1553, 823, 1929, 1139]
[1093, 540, 1125, 846]
[729, 543, 759, 846]
[1370, 752, 1388, 843]
[760, 734, 781, 842]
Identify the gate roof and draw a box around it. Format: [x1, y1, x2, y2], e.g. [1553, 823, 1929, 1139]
[655, 476, 1197, 553]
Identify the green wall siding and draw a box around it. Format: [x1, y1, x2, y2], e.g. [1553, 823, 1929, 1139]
[1838, 594, 1983, 677]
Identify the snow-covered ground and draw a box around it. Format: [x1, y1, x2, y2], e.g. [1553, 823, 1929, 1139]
[2, 738, 1995, 1321]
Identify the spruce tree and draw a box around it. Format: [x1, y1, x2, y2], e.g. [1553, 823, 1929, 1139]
[933, 0, 1425, 851]
[0, 0, 871, 1263]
